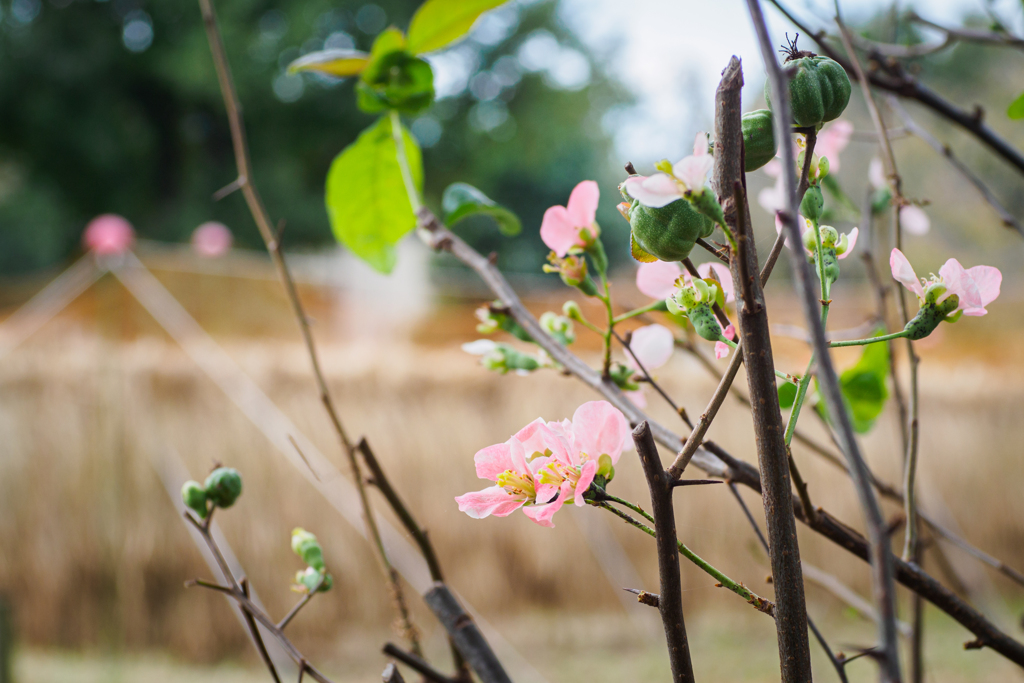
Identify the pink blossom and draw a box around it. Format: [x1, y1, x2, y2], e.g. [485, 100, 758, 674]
[83, 214, 134, 255]
[815, 120, 852, 172]
[622, 133, 713, 208]
[192, 222, 233, 257]
[540, 180, 599, 257]
[626, 324, 674, 371]
[696, 262, 734, 303]
[837, 227, 858, 260]
[723, 323, 736, 341]
[636, 261, 682, 300]
[456, 401, 630, 527]
[890, 248, 1002, 316]
[900, 205, 930, 236]
[715, 341, 730, 359]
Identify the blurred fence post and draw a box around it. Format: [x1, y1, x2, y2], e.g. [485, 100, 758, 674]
[0, 596, 12, 683]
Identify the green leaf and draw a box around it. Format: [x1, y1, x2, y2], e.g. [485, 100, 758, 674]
[287, 49, 369, 77]
[816, 332, 890, 433]
[1009, 91, 1024, 119]
[357, 29, 434, 114]
[442, 182, 520, 236]
[325, 116, 422, 273]
[406, 0, 510, 54]
[778, 380, 797, 409]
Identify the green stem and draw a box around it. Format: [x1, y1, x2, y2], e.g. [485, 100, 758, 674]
[596, 502, 775, 616]
[613, 300, 666, 325]
[829, 330, 910, 347]
[784, 306, 829, 445]
[811, 216, 830, 302]
[720, 337, 794, 382]
[390, 110, 422, 214]
[600, 277, 614, 377]
[604, 493, 655, 525]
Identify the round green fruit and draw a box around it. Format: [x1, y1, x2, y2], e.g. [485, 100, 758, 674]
[742, 110, 777, 172]
[204, 467, 243, 509]
[765, 45, 851, 128]
[622, 193, 714, 263]
[181, 480, 208, 519]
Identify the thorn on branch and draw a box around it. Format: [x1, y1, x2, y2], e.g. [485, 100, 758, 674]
[624, 161, 638, 175]
[623, 587, 661, 608]
[670, 479, 724, 488]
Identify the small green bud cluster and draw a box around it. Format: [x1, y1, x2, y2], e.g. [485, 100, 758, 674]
[539, 312, 575, 346]
[180, 467, 243, 519]
[475, 303, 532, 342]
[291, 528, 333, 593]
[543, 253, 598, 297]
[667, 278, 726, 342]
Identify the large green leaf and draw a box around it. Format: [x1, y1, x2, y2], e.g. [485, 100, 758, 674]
[406, 0, 509, 55]
[442, 182, 520, 235]
[325, 116, 423, 273]
[815, 333, 890, 433]
[1009, 91, 1024, 119]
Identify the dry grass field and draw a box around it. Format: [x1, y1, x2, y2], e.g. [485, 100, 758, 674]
[1, 259, 1023, 680]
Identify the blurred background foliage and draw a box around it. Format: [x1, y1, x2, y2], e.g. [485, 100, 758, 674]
[0, 0, 632, 276]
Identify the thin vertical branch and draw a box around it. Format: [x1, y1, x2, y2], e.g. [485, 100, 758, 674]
[713, 57, 811, 682]
[632, 422, 695, 681]
[196, 0, 423, 658]
[748, 2, 902, 680]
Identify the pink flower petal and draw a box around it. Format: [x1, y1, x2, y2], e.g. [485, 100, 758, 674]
[723, 324, 736, 341]
[636, 261, 682, 300]
[574, 460, 598, 507]
[714, 341, 730, 359]
[763, 159, 782, 179]
[938, 258, 980, 310]
[759, 180, 784, 214]
[869, 157, 887, 189]
[627, 324, 674, 371]
[565, 180, 599, 229]
[673, 154, 714, 190]
[456, 486, 525, 519]
[192, 221, 233, 258]
[889, 249, 924, 299]
[697, 262, 734, 303]
[473, 442, 514, 481]
[539, 205, 580, 257]
[837, 227, 859, 260]
[692, 132, 708, 157]
[83, 214, 135, 255]
[515, 419, 573, 466]
[571, 401, 631, 465]
[815, 120, 852, 171]
[623, 174, 682, 208]
[965, 265, 1002, 308]
[521, 481, 571, 528]
[900, 205, 930, 236]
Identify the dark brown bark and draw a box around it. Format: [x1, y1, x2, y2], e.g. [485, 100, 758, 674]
[423, 584, 512, 683]
[713, 57, 811, 682]
[633, 422, 695, 682]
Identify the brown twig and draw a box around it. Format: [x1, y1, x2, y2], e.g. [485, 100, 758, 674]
[714, 55, 811, 682]
[422, 584, 512, 683]
[383, 643, 459, 683]
[751, 3, 902, 679]
[632, 421, 695, 682]
[196, 0, 423, 658]
[241, 578, 281, 683]
[612, 329, 686, 421]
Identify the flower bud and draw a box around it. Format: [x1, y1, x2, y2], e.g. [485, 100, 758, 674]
[620, 189, 714, 262]
[293, 566, 333, 594]
[539, 312, 575, 346]
[800, 185, 824, 223]
[562, 300, 583, 321]
[903, 295, 960, 340]
[543, 253, 598, 297]
[608, 362, 640, 392]
[204, 467, 243, 509]
[181, 481, 209, 519]
[291, 528, 325, 571]
[475, 303, 532, 342]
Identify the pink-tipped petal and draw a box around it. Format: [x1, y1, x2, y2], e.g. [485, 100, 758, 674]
[574, 460, 598, 507]
[900, 205, 930, 236]
[698, 262, 734, 303]
[636, 260, 682, 300]
[815, 120, 853, 171]
[456, 486, 525, 519]
[515, 419, 573, 466]
[539, 205, 579, 257]
[837, 227, 859, 260]
[714, 341, 730, 359]
[565, 180, 599, 229]
[692, 132, 708, 157]
[571, 401, 631, 464]
[192, 221, 233, 257]
[84, 214, 135, 255]
[723, 324, 736, 341]
[623, 174, 681, 208]
[522, 483, 570, 528]
[938, 258, 981, 310]
[890, 249, 924, 299]
[473, 442, 514, 481]
[627, 324, 674, 371]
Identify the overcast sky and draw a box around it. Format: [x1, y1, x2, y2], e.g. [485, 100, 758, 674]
[555, 0, 1024, 163]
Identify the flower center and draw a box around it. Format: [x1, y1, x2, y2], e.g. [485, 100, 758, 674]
[496, 469, 536, 498]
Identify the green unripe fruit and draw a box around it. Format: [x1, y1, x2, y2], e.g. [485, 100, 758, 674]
[766, 51, 851, 128]
[623, 196, 715, 262]
[741, 109, 777, 171]
[800, 185, 824, 223]
[291, 528, 325, 571]
[204, 467, 243, 509]
[181, 481, 208, 519]
[816, 246, 840, 287]
[903, 296, 960, 340]
[688, 302, 723, 342]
